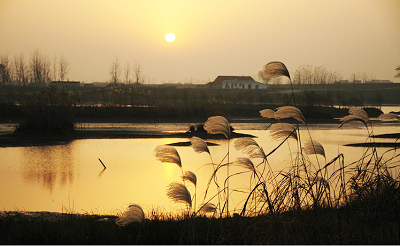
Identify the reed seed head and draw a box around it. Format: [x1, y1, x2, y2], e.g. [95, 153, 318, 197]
[349, 107, 369, 122]
[234, 137, 265, 159]
[259, 109, 275, 119]
[304, 140, 325, 158]
[166, 182, 192, 207]
[182, 171, 197, 186]
[199, 202, 217, 214]
[269, 123, 298, 141]
[262, 61, 291, 79]
[235, 157, 256, 172]
[154, 145, 182, 168]
[116, 204, 145, 226]
[274, 106, 306, 124]
[204, 116, 230, 139]
[190, 136, 210, 154]
[339, 115, 368, 128]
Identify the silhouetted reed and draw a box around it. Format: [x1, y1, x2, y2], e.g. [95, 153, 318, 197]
[112, 61, 399, 244]
[116, 204, 145, 226]
[137, 62, 399, 220]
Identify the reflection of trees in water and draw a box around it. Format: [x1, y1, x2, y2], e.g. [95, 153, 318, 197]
[22, 144, 75, 192]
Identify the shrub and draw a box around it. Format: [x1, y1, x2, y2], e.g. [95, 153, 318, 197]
[14, 86, 75, 135]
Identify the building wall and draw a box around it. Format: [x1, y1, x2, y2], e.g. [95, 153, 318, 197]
[222, 81, 268, 89]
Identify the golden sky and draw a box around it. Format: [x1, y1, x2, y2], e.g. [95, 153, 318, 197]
[1, 0, 399, 83]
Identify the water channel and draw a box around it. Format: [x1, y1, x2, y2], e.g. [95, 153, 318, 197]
[1, 107, 399, 215]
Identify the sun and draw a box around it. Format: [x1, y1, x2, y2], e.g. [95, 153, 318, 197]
[165, 33, 175, 42]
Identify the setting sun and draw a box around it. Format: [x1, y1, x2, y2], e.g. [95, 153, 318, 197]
[165, 33, 175, 42]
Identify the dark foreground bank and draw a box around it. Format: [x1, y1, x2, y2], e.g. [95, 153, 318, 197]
[0, 204, 398, 245]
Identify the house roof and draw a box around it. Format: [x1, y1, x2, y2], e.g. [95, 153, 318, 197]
[206, 76, 255, 87]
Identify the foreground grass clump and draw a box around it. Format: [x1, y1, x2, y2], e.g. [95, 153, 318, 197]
[0, 202, 398, 245]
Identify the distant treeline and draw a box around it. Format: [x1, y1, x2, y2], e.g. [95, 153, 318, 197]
[1, 83, 400, 107]
[0, 83, 396, 121]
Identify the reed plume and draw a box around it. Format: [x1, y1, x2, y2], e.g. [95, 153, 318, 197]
[259, 109, 275, 119]
[116, 204, 145, 226]
[262, 61, 291, 79]
[259, 106, 306, 124]
[166, 182, 192, 207]
[155, 145, 182, 168]
[182, 171, 197, 186]
[234, 137, 266, 159]
[274, 106, 306, 124]
[349, 107, 369, 122]
[235, 157, 256, 173]
[199, 202, 217, 214]
[304, 140, 325, 158]
[339, 115, 368, 128]
[204, 116, 230, 139]
[269, 123, 298, 141]
[204, 115, 231, 216]
[190, 136, 210, 154]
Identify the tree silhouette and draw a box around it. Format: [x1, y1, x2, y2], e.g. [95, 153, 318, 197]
[13, 53, 28, 86]
[109, 57, 121, 84]
[133, 61, 145, 85]
[30, 49, 51, 85]
[59, 55, 70, 81]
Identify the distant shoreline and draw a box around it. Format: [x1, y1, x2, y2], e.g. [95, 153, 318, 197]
[0, 116, 399, 148]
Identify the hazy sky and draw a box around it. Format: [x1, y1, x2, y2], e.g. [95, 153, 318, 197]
[1, 0, 399, 83]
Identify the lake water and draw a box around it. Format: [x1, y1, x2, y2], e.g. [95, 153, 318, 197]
[1, 106, 400, 215]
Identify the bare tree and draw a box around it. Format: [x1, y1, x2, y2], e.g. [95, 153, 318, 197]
[328, 71, 342, 83]
[13, 53, 28, 86]
[30, 49, 51, 85]
[350, 73, 357, 83]
[30, 50, 40, 84]
[43, 55, 51, 84]
[124, 62, 132, 84]
[293, 64, 342, 84]
[350, 71, 375, 83]
[109, 57, 121, 84]
[133, 61, 145, 85]
[313, 66, 328, 84]
[0, 53, 12, 85]
[53, 55, 57, 81]
[293, 64, 313, 84]
[59, 55, 69, 81]
[359, 71, 369, 83]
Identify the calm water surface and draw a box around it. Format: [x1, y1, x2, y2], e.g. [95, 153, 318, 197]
[1, 106, 400, 215]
